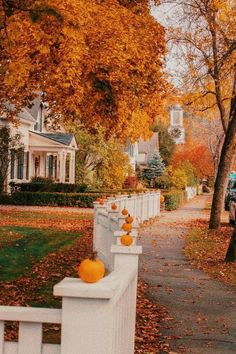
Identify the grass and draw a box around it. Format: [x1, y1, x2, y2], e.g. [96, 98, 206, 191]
[0, 226, 81, 281]
[0, 210, 92, 221]
[185, 223, 236, 287]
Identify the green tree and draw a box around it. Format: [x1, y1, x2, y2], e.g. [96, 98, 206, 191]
[152, 121, 176, 166]
[70, 124, 132, 189]
[156, 165, 187, 190]
[0, 126, 23, 193]
[176, 161, 198, 187]
[142, 150, 165, 184]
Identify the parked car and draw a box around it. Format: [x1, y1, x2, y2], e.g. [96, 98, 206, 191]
[229, 196, 236, 225]
[225, 179, 236, 211]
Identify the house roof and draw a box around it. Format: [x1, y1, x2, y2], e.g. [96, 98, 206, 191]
[3, 103, 36, 123]
[138, 133, 159, 163]
[35, 132, 74, 146]
[25, 98, 41, 120]
[18, 108, 36, 123]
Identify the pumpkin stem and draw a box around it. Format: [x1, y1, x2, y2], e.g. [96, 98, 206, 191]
[91, 251, 97, 261]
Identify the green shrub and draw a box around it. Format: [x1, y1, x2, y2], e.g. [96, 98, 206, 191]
[0, 192, 104, 207]
[11, 182, 88, 193]
[163, 190, 187, 211]
[31, 177, 54, 184]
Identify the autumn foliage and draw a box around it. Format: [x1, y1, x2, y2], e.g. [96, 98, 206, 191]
[0, 0, 167, 141]
[173, 143, 214, 179]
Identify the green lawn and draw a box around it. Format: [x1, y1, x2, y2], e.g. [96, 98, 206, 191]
[0, 226, 81, 281]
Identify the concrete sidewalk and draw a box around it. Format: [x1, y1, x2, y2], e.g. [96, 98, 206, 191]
[139, 195, 236, 354]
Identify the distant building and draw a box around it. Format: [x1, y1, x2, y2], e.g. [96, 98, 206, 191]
[124, 141, 139, 172]
[124, 133, 159, 173]
[168, 104, 185, 144]
[136, 133, 159, 170]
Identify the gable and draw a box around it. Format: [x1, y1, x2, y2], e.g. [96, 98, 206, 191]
[29, 131, 77, 150]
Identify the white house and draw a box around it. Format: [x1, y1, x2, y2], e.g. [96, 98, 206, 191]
[136, 132, 159, 170]
[125, 133, 160, 173]
[0, 100, 78, 190]
[124, 141, 139, 171]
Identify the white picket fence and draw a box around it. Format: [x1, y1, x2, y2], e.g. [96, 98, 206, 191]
[185, 186, 197, 200]
[0, 191, 161, 354]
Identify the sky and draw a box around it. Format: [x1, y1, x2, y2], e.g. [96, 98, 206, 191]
[150, 2, 181, 86]
[150, 2, 187, 88]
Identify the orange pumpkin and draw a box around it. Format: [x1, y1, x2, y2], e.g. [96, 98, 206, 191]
[101, 195, 106, 199]
[120, 234, 133, 246]
[78, 253, 105, 283]
[96, 198, 101, 202]
[125, 214, 133, 224]
[99, 199, 105, 205]
[122, 223, 132, 232]
[121, 208, 128, 216]
[160, 195, 165, 203]
[111, 203, 117, 210]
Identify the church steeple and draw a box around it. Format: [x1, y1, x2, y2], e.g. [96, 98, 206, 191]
[168, 104, 185, 144]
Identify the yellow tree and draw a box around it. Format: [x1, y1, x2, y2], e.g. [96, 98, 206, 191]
[0, 0, 167, 142]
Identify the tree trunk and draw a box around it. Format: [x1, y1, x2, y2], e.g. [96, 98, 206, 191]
[209, 114, 236, 229]
[225, 228, 236, 262]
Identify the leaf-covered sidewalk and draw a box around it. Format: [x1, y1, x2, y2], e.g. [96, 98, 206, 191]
[139, 195, 236, 354]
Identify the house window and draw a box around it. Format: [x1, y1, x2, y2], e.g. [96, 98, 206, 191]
[17, 152, 24, 179]
[65, 154, 70, 182]
[25, 151, 29, 180]
[48, 155, 54, 178]
[10, 150, 15, 179]
[54, 156, 57, 179]
[35, 156, 40, 177]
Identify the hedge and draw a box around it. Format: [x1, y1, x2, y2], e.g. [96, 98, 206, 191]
[0, 192, 105, 208]
[163, 190, 187, 211]
[11, 182, 88, 193]
[11, 182, 148, 195]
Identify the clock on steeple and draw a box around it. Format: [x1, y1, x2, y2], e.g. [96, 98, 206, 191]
[168, 104, 185, 144]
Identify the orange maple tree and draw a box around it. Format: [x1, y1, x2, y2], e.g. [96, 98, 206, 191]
[0, 0, 167, 141]
[172, 143, 214, 179]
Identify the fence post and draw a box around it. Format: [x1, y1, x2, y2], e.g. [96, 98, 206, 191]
[111, 245, 142, 354]
[93, 202, 107, 253]
[54, 278, 115, 354]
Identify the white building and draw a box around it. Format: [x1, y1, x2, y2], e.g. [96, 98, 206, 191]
[168, 104, 185, 144]
[124, 141, 139, 171]
[1, 100, 77, 191]
[125, 133, 159, 172]
[136, 132, 159, 170]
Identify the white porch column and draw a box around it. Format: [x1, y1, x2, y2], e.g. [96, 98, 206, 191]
[59, 150, 66, 183]
[69, 152, 75, 184]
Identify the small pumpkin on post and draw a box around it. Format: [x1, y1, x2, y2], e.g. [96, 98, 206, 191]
[121, 208, 128, 216]
[125, 214, 133, 224]
[78, 252, 105, 283]
[120, 233, 133, 246]
[121, 222, 132, 233]
[111, 203, 118, 210]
